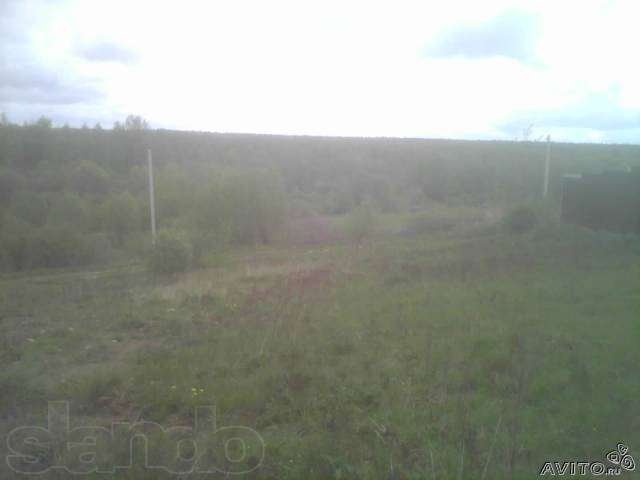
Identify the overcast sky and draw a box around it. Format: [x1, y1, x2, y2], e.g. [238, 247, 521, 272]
[1, 0, 639, 142]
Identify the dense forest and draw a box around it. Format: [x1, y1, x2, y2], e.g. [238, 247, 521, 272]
[1, 114, 639, 272]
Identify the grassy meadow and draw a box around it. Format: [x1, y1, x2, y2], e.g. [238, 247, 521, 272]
[1, 206, 639, 479]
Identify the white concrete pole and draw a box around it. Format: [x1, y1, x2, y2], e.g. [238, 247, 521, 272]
[147, 148, 157, 245]
[543, 135, 551, 198]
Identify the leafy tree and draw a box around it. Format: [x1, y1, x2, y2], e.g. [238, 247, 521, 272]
[32, 161, 67, 193]
[156, 165, 196, 221]
[47, 192, 88, 230]
[81, 233, 115, 265]
[10, 192, 49, 226]
[35, 116, 52, 129]
[100, 192, 140, 246]
[19, 117, 53, 171]
[226, 170, 287, 244]
[409, 157, 451, 203]
[343, 204, 376, 243]
[26, 226, 85, 269]
[369, 177, 397, 213]
[148, 230, 192, 274]
[124, 115, 149, 131]
[71, 160, 110, 196]
[503, 205, 538, 234]
[0, 214, 32, 270]
[0, 169, 24, 206]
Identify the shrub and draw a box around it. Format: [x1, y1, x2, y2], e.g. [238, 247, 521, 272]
[148, 231, 193, 274]
[99, 192, 141, 246]
[70, 160, 109, 196]
[190, 169, 286, 246]
[188, 230, 228, 267]
[344, 204, 376, 242]
[26, 226, 86, 269]
[0, 169, 24, 206]
[402, 213, 457, 236]
[0, 214, 32, 271]
[122, 231, 153, 259]
[10, 191, 49, 227]
[47, 192, 88, 230]
[503, 205, 538, 234]
[0, 234, 30, 271]
[226, 170, 287, 245]
[80, 233, 116, 265]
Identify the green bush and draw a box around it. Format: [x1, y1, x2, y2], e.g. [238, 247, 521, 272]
[344, 204, 376, 242]
[0, 214, 32, 271]
[190, 169, 287, 246]
[70, 160, 109, 196]
[1, 234, 30, 271]
[26, 226, 86, 269]
[0, 169, 24, 207]
[121, 231, 153, 259]
[503, 205, 538, 234]
[188, 230, 228, 267]
[99, 192, 141, 246]
[10, 191, 49, 227]
[226, 170, 287, 245]
[81, 233, 116, 265]
[47, 192, 88, 231]
[0, 220, 117, 271]
[148, 231, 193, 274]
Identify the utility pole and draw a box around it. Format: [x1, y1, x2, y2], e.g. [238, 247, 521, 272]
[147, 148, 157, 245]
[543, 134, 551, 198]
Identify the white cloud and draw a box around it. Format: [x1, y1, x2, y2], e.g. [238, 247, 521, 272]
[1, 0, 639, 143]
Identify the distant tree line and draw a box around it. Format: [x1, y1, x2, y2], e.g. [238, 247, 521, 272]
[1, 114, 638, 272]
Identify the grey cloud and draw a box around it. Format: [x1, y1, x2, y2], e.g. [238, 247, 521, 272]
[499, 88, 640, 137]
[0, 1, 105, 107]
[425, 10, 541, 63]
[1, 101, 121, 128]
[537, 94, 639, 131]
[0, 0, 28, 56]
[79, 42, 137, 64]
[602, 128, 640, 144]
[1, 64, 61, 90]
[0, 85, 102, 106]
[0, 64, 103, 105]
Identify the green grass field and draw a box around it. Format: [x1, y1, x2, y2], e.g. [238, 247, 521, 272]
[1, 211, 639, 479]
